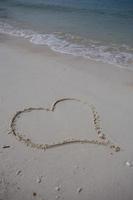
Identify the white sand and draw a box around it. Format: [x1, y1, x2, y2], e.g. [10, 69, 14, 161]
[0, 35, 133, 200]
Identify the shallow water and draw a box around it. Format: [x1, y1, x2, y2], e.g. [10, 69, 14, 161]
[0, 0, 133, 67]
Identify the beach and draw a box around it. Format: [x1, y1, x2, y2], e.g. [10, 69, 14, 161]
[0, 35, 133, 200]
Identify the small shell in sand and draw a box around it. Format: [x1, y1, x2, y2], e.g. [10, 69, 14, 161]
[36, 177, 42, 183]
[77, 187, 83, 193]
[33, 192, 37, 196]
[16, 170, 22, 175]
[126, 161, 133, 167]
[55, 185, 61, 191]
[2, 145, 10, 149]
[56, 195, 61, 199]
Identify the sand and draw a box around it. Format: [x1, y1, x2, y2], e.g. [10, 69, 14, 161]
[0, 35, 133, 200]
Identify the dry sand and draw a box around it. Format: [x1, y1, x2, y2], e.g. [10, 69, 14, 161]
[0, 35, 133, 200]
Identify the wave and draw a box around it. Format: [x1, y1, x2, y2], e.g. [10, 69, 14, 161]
[0, 21, 133, 68]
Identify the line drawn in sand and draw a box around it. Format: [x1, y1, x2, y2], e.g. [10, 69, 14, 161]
[9, 98, 120, 152]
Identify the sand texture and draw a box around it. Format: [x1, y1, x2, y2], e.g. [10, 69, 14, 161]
[0, 36, 133, 200]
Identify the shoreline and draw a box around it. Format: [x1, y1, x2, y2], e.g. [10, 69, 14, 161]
[0, 36, 133, 200]
[0, 20, 133, 68]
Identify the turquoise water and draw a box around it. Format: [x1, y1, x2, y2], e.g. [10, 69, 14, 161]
[0, 0, 133, 67]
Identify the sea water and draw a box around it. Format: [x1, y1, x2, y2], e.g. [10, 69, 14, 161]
[0, 0, 133, 68]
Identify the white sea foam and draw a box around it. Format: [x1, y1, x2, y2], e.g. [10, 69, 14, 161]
[0, 22, 133, 69]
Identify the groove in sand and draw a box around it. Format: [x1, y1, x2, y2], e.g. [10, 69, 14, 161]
[9, 98, 120, 152]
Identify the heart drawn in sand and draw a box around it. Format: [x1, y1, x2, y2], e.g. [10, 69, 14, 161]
[9, 98, 120, 152]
